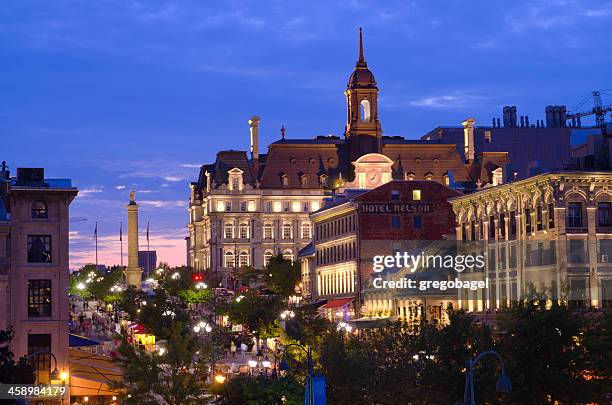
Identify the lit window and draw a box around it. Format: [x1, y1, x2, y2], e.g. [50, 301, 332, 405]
[224, 251, 235, 267]
[283, 250, 294, 262]
[239, 251, 249, 267]
[31, 201, 48, 218]
[412, 190, 421, 201]
[301, 222, 311, 239]
[217, 201, 225, 212]
[311, 201, 320, 211]
[263, 223, 273, 239]
[248, 200, 256, 212]
[484, 130, 492, 143]
[273, 201, 282, 212]
[239, 223, 249, 239]
[292, 201, 301, 212]
[224, 223, 234, 239]
[264, 250, 273, 266]
[282, 223, 292, 239]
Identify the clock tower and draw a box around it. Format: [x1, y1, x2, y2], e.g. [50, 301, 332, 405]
[345, 28, 382, 162]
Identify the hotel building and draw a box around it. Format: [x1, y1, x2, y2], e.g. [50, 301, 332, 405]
[0, 165, 77, 403]
[302, 180, 462, 322]
[450, 171, 612, 312]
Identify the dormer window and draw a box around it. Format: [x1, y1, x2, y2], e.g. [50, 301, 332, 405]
[300, 174, 308, 187]
[227, 168, 244, 191]
[281, 173, 289, 187]
[405, 172, 415, 181]
[31, 201, 48, 218]
[425, 172, 433, 181]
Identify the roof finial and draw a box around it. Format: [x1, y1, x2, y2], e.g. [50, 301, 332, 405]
[357, 27, 366, 67]
[280, 125, 286, 140]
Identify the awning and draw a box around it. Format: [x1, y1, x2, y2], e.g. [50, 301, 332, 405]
[69, 348, 123, 397]
[69, 334, 100, 347]
[348, 317, 393, 329]
[319, 297, 354, 310]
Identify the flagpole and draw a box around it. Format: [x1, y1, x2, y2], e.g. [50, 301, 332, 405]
[94, 221, 98, 269]
[120, 222, 123, 267]
[146, 221, 150, 276]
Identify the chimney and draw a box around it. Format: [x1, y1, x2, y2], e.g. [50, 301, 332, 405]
[510, 106, 517, 127]
[0, 161, 9, 180]
[525, 115, 530, 127]
[545, 106, 554, 127]
[462, 117, 476, 162]
[496, 118, 501, 128]
[248, 116, 261, 169]
[520, 116, 525, 127]
[560, 105, 567, 127]
[502, 106, 511, 127]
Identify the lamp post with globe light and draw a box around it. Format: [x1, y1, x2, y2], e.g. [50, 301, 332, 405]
[454, 350, 512, 405]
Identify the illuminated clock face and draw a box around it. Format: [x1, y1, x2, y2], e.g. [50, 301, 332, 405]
[366, 170, 379, 184]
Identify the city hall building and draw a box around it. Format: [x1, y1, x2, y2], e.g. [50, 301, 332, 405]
[300, 180, 462, 322]
[451, 171, 612, 312]
[188, 31, 510, 286]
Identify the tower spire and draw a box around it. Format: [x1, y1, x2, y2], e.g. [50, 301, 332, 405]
[357, 27, 366, 67]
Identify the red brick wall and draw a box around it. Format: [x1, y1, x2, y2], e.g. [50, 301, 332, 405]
[356, 180, 460, 241]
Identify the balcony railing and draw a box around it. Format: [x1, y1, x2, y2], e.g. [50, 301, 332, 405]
[566, 226, 588, 234]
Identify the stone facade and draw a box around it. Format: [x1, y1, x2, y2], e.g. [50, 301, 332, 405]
[0, 166, 77, 402]
[451, 171, 612, 311]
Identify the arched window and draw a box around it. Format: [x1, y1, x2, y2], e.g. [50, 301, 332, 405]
[224, 222, 234, 239]
[301, 222, 311, 239]
[263, 222, 273, 239]
[239, 251, 249, 267]
[224, 251, 235, 268]
[31, 201, 48, 218]
[282, 223, 292, 239]
[360, 99, 371, 122]
[283, 249, 294, 262]
[239, 222, 249, 239]
[264, 250, 273, 266]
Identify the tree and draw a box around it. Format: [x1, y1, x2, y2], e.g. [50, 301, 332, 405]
[497, 299, 612, 404]
[225, 291, 283, 350]
[266, 255, 301, 297]
[214, 375, 303, 405]
[0, 328, 35, 385]
[114, 321, 208, 405]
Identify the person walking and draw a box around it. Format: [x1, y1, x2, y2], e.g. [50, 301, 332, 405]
[230, 340, 237, 358]
[240, 342, 247, 359]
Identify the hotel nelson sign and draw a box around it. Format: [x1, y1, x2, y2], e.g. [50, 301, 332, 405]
[360, 202, 434, 214]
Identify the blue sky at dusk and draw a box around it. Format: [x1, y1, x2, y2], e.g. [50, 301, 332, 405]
[1, 0, 611, 269]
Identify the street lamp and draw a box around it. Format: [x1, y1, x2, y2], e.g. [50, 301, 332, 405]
[76, 282, 85, 290]
[25, 351, 68, 384]
[455, 350, 512, 405]
[280, 310, 295, 320]
[278, 344, 316, 405]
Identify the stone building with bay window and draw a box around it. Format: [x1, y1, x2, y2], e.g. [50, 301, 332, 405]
[450, 171, 612, 312]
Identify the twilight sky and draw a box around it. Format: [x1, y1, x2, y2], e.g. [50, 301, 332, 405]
[1, 0, 611, 270]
